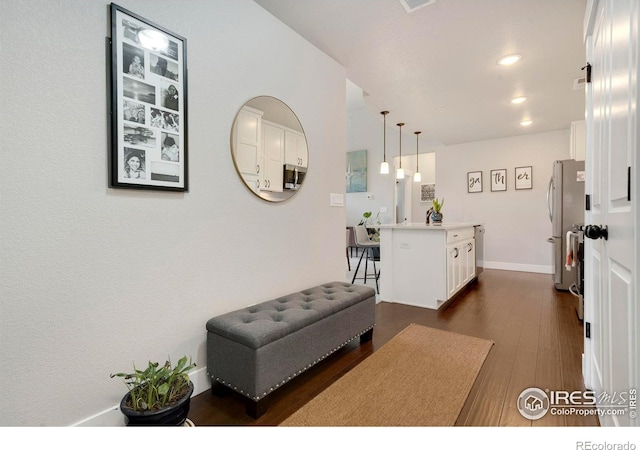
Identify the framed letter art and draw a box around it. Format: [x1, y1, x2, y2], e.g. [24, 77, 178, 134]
[467, 171, 482, 193]
[515, 166, 533, 190]
[490, 169, 507, 192]
[109, 4, 188, 191]
[420, 183, 436, 202]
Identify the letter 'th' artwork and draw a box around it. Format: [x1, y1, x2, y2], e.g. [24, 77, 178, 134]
[490, 169, 507, 192]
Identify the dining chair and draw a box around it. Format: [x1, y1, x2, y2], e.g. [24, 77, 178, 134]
[351, 226, 380, 293]
[346, 228, 351, 271]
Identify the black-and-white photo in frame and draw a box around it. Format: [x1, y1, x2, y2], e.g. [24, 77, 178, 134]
[109, 3, 188, 191]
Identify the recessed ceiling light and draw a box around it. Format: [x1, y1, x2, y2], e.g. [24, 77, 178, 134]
[520, 120, 533, 126]
[497, 54, 522, 66]
[511, 96, 528, 104]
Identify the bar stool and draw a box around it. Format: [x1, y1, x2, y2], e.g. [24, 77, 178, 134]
[351, 226, 380, 293]
[346, 228, 351, 271]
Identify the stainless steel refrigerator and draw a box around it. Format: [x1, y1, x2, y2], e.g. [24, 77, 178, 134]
[547, 159, 585, 290]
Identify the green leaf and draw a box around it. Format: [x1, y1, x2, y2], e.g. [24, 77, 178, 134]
[158, 383, 169, 396]
[112, 355, 195, 412]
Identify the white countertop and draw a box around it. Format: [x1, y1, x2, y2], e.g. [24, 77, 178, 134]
[378, 222, 481, 230]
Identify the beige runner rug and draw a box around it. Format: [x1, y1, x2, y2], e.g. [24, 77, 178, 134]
[281, 323, 494, 426]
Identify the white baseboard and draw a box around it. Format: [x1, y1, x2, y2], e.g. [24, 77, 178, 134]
[72, 367, 212, 427]
[482, 260, 553, 274]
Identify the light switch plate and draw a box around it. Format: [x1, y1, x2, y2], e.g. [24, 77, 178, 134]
[330, 193, 344, 207]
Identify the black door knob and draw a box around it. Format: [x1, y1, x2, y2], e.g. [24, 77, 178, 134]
[584, 225, 608, 240]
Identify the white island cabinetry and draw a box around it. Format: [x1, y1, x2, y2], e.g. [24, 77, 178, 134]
[446, 228, 476, 298]
[379, 223, 480, 310]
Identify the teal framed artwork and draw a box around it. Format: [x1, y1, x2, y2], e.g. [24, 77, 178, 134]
[346, 149, 367, 193]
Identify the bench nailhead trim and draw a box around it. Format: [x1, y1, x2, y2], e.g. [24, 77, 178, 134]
[209, 325, 375, 401]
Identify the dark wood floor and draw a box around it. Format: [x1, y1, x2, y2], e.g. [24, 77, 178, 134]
[189, 269, 599, 426]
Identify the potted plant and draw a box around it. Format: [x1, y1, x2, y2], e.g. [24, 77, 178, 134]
[358, 211, 381, 241]
[431, 198, 444, 224]
[110, 355, 196, 426]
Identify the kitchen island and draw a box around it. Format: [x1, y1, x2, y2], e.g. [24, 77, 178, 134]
[378, 223, 482, 310]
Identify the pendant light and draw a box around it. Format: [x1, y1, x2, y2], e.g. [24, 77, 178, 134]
[380, 111, 390, 174]
[396, 123, 405, 179]
[413, 131, 422, 182]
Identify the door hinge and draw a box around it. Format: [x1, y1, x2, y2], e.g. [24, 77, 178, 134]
[628, 167, 631, 201]
[582, 63, 592, 83]
[586, 194, 591, 211]
[586, 322, 591, 339]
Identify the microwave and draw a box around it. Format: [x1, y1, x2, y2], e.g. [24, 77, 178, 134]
[283, 164, 306, 190]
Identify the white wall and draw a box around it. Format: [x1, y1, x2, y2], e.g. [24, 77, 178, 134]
[0, 0, 346, 426]
[346, 106, 394, 226]
[435, 130, 572, 272]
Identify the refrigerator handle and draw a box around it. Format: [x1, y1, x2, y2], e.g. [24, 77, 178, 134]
[546, 176, 554, 222]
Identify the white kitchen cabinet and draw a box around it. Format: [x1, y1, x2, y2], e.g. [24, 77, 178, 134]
[379, 224, 479, 309]
[445, 228, 475, 299]
[233, 106, 263, 193]
[261, 121, 284, 192]
[284, 130, 308, 167]
[446, 244, 460, 298]
[463, 239, 476, 284]
[570, 120, 586, 161]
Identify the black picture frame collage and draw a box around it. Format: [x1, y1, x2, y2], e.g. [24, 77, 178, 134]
[109, 3, 188, 191]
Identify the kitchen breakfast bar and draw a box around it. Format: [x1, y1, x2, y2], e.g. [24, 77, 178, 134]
[378, 223, 483, 310]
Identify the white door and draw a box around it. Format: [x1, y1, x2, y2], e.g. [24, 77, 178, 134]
[583, 0, 638, 427]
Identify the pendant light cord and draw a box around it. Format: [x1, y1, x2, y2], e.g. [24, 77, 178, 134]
[381, 111, 389, 162]
[397, 123, 404, 167]
[415, 131, 421, 171]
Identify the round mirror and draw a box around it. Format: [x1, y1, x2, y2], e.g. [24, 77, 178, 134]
[230, 96, 308, 202]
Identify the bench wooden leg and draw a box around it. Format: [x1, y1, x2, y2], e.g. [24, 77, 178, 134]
[211, 381, 230, 397]
[360, 328, 373, 343]
[246, 396, 269, 419]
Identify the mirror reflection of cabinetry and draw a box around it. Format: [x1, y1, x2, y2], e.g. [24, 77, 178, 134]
[284, 130, 308, 167]
[233, 106, 263, 193]
[231, 96, 308, 202]
[232, 109, 286, 194]
[261, 121, 284, 193]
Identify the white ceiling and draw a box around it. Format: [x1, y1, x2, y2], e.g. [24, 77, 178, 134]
[253, 0, 587, 145]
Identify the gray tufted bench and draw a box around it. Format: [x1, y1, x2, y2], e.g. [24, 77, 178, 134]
[205, 281, 376, 418]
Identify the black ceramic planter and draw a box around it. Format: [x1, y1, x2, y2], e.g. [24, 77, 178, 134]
[120, 381, 194, 426]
